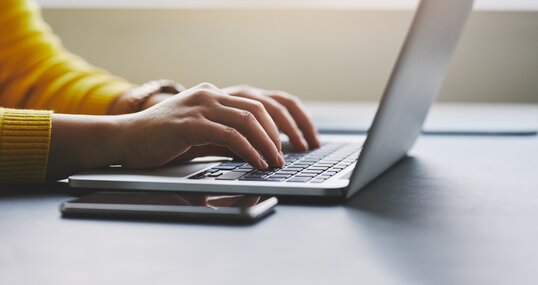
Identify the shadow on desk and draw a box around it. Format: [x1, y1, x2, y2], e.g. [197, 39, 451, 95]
[343, 156, 536, 285]
[345, 156, 441, 220]
[344, 157, 465, 285]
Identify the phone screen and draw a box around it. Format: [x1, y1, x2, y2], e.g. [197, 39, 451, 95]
[68, 192, 271, 208]
[61, 192, 277, 222]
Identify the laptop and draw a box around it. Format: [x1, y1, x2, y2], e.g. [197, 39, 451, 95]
[69, 0, 474, 199]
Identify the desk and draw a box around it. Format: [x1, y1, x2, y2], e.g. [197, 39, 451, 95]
[306, 102, 538, 135]
[1, 106, 538, 285]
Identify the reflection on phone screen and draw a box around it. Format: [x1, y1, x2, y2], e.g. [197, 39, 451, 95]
[71, 192, 267, 209]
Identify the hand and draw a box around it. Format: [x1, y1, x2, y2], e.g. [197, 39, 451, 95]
[130, 83, 321, 153]
[117, 83, 285, 170]
[109, 80, 185, 114]
[222, 85, 320, 151]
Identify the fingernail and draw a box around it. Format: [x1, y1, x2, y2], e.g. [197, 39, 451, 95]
[259, 158, 269, 169]
[276, 153, 285, 166]
[301, 137, 308, 150]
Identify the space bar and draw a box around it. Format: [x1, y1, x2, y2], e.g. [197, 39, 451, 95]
[215, 172, 247, 180]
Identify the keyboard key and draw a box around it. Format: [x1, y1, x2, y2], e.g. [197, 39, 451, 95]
[221, 162, 245, 166]
[207, 171, 223, 177]
[302, 170, 323, 174]
[292, 164, 311, 168]
[267, 177, 286, 182]
[238, 166, 254, 170]
[315, 163, 334, 167]
[310, 179, 326, 183]
[232, 169, 252, 172]
[307, 166, 329, 171]
[239, 177, 267, 181]
[283, 167, 303, 172]
[251, 170, 274, 176]
[295, 173, 317, 177]
[189, 172, 207, 179]
[275, 171, 298, 175]
[270, 174, 293, 178]
[212, 165, 239, 170]
[288, 177, 312, 182]
[242, 173, 266, 179]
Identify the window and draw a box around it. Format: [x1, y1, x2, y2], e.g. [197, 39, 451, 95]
[36, 0, 538, 11]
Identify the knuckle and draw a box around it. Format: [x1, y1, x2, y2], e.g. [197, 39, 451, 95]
[251, 101, 266, 114]
[241, 110, 256, 124]
[274, 90, 290, 98]
[197, 82, 217, 90]
[189, 107, 206, 119]
[223, 127, 239, 140]
[193, 89, 216, 102]
[274, 91, 299, 103]
[237, 84, 252, 92]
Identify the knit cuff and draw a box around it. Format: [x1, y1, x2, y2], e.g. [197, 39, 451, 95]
[0, 108, 53, 183]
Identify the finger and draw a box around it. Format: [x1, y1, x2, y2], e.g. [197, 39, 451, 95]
[186, 120, 269, 169]
[191, 145, 237, 158]
[269, 92, 321, 149]
[206, 195, 261, 208]
[156, 79, 186, 94]
[206, 195, 244, 207]
[229, 90, 309, 152]
[218, 95, 282, 152]
[178, 194, 208, 206]
[205, 105, 283, 167]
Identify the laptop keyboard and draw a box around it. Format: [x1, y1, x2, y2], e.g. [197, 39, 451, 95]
[188, 142, 361, 183]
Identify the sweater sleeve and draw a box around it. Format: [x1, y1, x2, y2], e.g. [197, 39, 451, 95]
[0, 0, 135, 115]
[0, 108, 52, 183]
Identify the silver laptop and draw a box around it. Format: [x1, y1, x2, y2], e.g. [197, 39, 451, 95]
[69, 0, 474, 199]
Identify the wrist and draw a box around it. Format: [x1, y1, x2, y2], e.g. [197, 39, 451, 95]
[48, 114, 125, 180]
[108, 92, 137, 115]
[109, 80, 185, 115]
[113, 113, 138, 167]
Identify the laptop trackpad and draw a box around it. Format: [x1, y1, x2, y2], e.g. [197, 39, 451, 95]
[70, 162, 218, 181]
[135, 162, 217, 178]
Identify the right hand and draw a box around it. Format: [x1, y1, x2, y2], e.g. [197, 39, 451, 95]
[117, 83, 285, 170]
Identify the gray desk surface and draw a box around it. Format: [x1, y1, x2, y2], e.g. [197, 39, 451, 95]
[307, 102, 538, 135]
[1, 117, 538, 285]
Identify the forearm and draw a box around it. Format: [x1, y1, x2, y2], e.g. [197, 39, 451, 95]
[47, 114, 124, 181]
[0, 0, 133, 114]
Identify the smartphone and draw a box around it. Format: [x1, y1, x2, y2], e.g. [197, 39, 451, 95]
[60, 192, 277, 223]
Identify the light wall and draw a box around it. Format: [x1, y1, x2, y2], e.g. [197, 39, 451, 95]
[41, 9, 538, 102]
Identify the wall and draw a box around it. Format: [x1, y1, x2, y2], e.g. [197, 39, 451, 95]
[41, 9, 538, 102]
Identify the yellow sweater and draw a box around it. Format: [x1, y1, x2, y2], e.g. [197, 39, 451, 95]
[0, 0, 134, 183]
